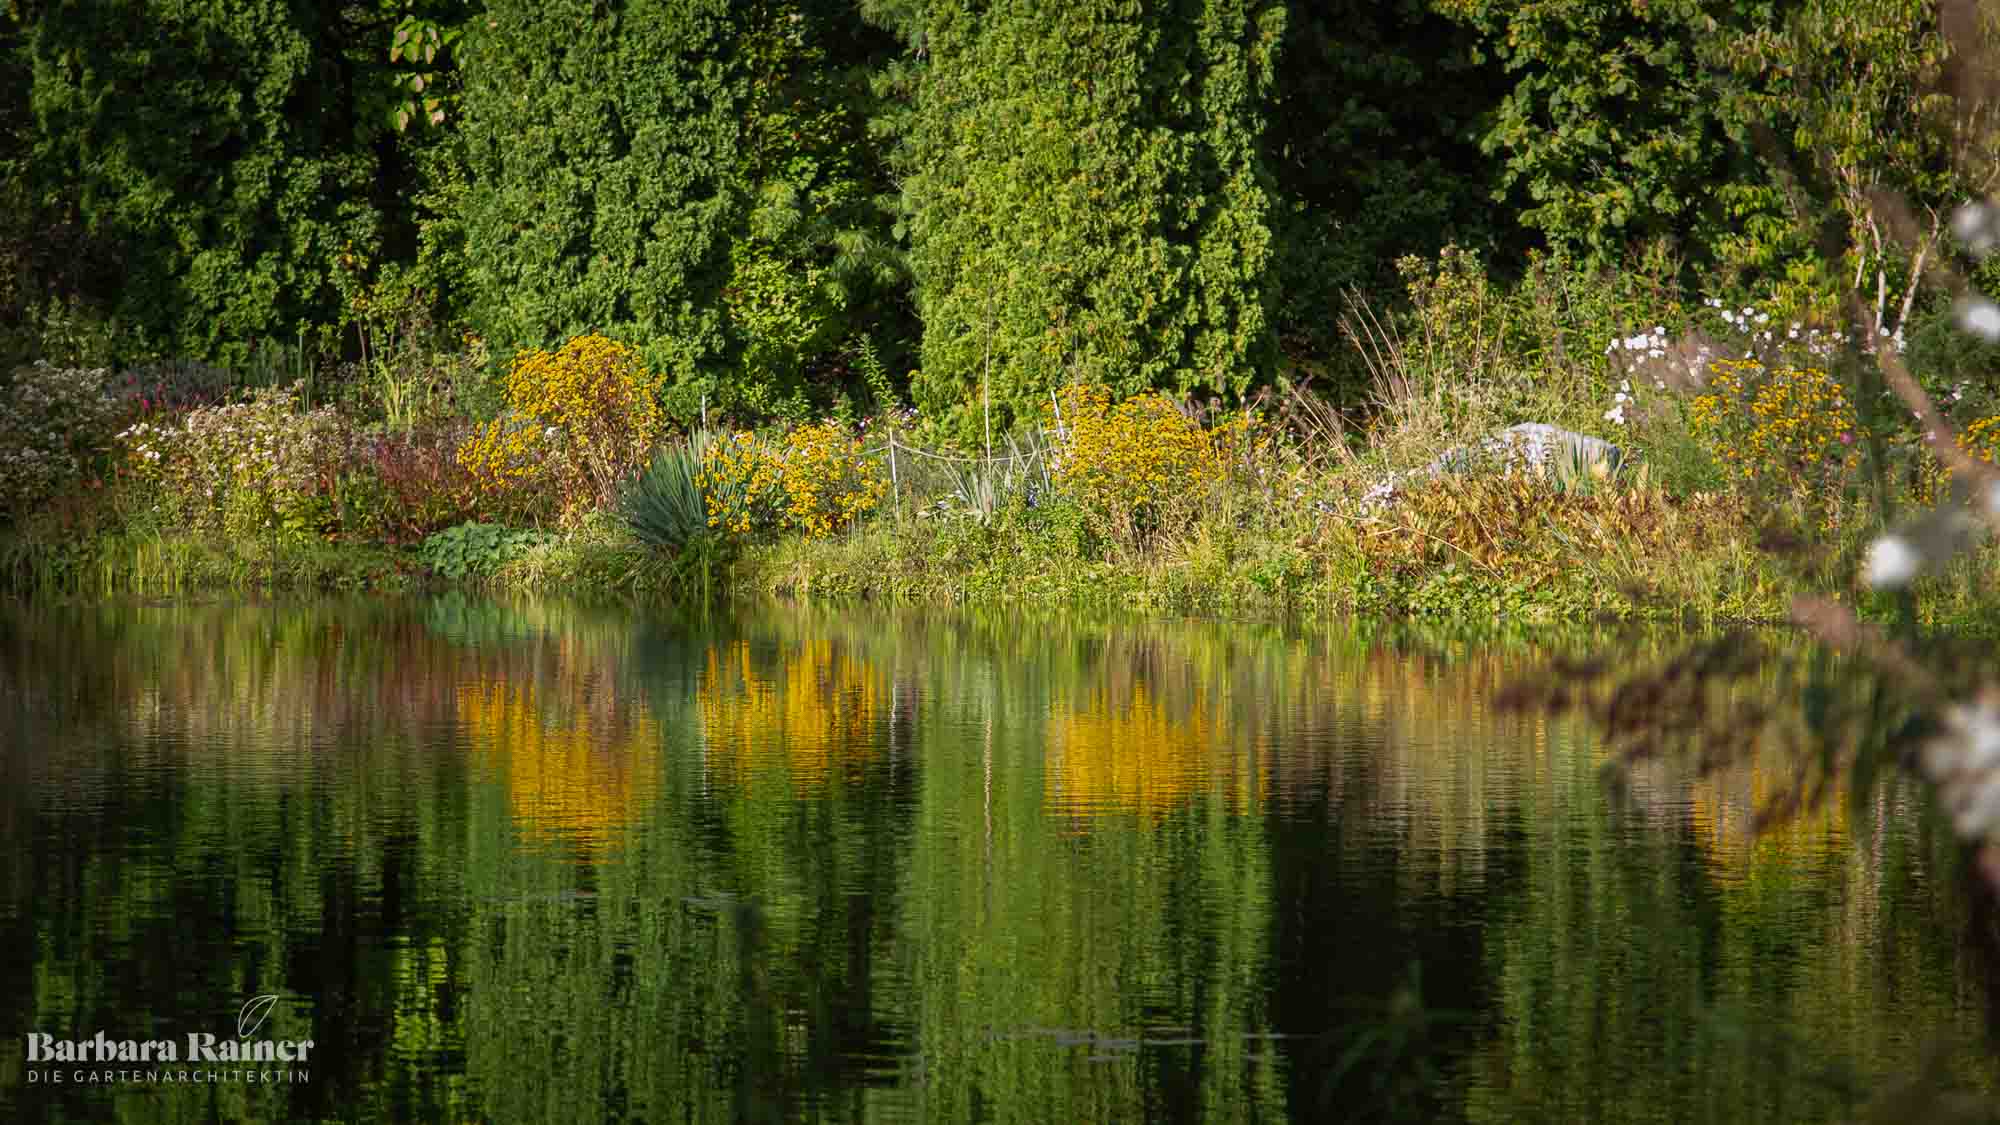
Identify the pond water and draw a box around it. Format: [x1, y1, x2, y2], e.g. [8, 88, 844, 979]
[0, 596, 1994, 1123]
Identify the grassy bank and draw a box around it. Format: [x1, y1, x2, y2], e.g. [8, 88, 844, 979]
[0, 515, 695, 603]
[726, 480, 2000, 628]
[728, 490, 1786, 621]
[11, 481, 1998, 631]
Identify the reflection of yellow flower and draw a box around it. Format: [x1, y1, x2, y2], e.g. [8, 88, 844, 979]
[1046, 681, 1260, 819]
[697, 639, 880, 786]
[1689, 764, 1848, 876]
[458, 680, 661, 854]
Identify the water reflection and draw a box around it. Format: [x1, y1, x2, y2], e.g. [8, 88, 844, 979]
[1046, 681, 1264, 820]
[1691, 764, 1854, 880]
[0, 598, 1993, 1123]
[459, 678, 663, 855]
[697, 637, 884, 789]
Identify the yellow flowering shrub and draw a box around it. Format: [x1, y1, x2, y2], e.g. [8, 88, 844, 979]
[1914, 414, 2000, 506]
[1966, 415, 2000, 462]
[695, 431, 785, 536]
[697, 422, 887, 539]
[457, 334, 665, 524]
[777, 421, 889, 537]
[1686, 358, 1861, 514]
[1047, 385, 1248, 547]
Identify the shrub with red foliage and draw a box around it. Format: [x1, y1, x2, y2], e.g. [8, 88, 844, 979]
[335, 425, 480, 544]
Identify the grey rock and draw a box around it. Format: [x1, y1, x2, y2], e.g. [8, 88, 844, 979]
[1361, 423, 1625, 511]
[1426, 423, 1623, 476]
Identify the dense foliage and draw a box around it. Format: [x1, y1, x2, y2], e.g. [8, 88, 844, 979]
[894, 0, 1287, 437]
[455, 0, 749, 400]
[4, 0, 1996, 423]
[1260, 1, 1504, 363]
[6, 0, 2000, 615]
[11, 0, 394, 366]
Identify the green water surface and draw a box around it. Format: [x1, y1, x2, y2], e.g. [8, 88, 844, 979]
[0, 597, 1991, 1123]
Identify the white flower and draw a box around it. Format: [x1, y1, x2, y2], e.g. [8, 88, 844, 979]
[1947, 700, 2000, 774]
[1863, 534, 1922, 589]
[1944, 290, 1992, 340]
[1958, 780, 2000, 838]
[1928, 695, 2000, 838]
[1954, 202, 2000, 258]
[1603, 403, 1627, 426]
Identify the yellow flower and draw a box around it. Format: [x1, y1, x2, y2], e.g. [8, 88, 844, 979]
[455, 333, 665, 524]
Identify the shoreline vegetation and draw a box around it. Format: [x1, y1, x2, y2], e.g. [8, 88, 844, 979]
[6, 251, 2000, 630]
[7, 3, 2000, 630]
[3, 480, 1992, 631]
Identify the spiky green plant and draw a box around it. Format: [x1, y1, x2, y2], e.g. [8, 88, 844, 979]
[619, 437, 712, 552]
[941, 431, 1050, 522]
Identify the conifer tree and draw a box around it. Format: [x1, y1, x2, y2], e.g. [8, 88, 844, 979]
[897, 0, 1287, 436]
[17, 0, 384, 363]
[457, 0, 749, 401]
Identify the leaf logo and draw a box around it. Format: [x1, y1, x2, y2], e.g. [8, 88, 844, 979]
[238, 995, 280, 1040]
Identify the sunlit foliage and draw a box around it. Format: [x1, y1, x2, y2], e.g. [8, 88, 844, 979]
[696, 422, 887, 539]
[1687, 358, 1863, 519]
[695, 637, 881, 788]
[457, 334, 666, 525]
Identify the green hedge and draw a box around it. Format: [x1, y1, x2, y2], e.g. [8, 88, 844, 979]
[18, 0, 384, 364]
[457, 0, 749, 409]
[897, 0, 1288, 439]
